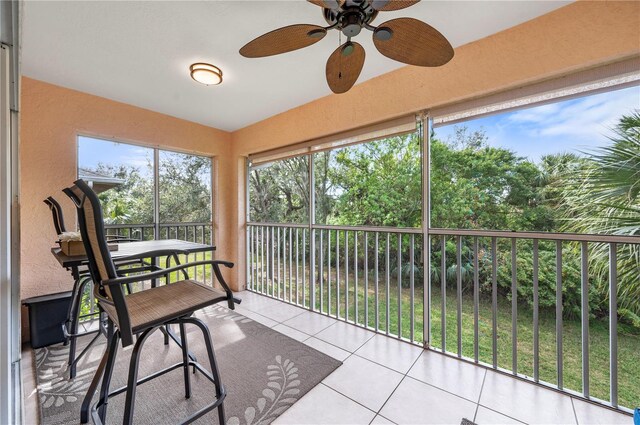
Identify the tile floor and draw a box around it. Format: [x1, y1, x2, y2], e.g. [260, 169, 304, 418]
[21, 290, 634, 425]
[235, 291, 632, 425]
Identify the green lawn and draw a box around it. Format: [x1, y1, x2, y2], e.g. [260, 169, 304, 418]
[251, 264, 640, 409]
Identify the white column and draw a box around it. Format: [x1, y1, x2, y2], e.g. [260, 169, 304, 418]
[420, 113, 431, 348]
[1, 1, 21, 421]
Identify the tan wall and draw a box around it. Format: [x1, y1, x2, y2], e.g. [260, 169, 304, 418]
[19, 1, 640, 312]
[19, 78, 234, 335]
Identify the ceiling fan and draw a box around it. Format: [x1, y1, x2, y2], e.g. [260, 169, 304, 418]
[239, 0, 454, 94]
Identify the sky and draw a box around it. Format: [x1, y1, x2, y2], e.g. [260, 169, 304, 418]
[78, 137, 212, 191]
[433, 85, 639, 162]
[78, 136, 153, 175]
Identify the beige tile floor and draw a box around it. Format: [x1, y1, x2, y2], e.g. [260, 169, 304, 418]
[237, 291, 633, 425]
[21, 290, 634, 425]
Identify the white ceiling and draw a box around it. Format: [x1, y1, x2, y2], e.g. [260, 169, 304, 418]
[21, 1, 571, 131]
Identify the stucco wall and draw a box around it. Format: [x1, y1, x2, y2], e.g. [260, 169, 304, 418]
[19, 78, 233, 335]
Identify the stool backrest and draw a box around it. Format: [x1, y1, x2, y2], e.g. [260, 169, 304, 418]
[63, 179, 134, 345]
[43, 196, 66, 235]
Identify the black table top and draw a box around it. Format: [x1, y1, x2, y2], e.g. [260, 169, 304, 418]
[51, 239, 215, 268]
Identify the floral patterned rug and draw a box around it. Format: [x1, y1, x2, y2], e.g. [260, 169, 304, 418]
[32, 304, 341, 424]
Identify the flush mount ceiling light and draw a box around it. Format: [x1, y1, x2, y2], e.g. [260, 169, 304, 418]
[190, 63, 223, 85]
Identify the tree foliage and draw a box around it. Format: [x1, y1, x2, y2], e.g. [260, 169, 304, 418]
[249, 113, 640, 326]
[91, 152, 212, 226]
[95, 163, 154, 225]
[249, 156, 309, 223]
[159, 152, 212, 223]
[326, 136, 422, 227]
[431, 130, 554, 231]
[557, 111, 640, 325]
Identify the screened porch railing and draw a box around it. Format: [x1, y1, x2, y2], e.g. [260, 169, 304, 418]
[246, 222, 640, 413]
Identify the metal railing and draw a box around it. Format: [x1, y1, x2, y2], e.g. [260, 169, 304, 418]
[247, 222, 640, 412]
[105, 221, 214, 285]
[104, 222, 213, 244]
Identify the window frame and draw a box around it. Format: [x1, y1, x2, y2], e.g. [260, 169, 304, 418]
[75, 133, 215, 240]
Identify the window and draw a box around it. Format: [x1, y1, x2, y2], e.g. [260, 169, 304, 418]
[77, 136, 213, 242]
[159, 150, 212, 224]
[78, 137, 154, 225]
[314, 133, 421, 227]
[431, 85, 640, 233]
[249, 156, 309, 224]
[247, 115, 419, 227]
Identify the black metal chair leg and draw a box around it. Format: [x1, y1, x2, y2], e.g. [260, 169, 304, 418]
[162, 324, 170, 345]
[80, 322, 115, 424]
[218, 400, 226, 425]
[67, 330, 77, 378]
[105, 312, 113, 340]
[184, 317, 225, 424]
[179, 323, 192, 399]
[122, 327, 155, 425]
[65, 275, 84, 332]
[68, 276, 91, 379]
[97, 330, 120, 424]
[69, 331, 101, 373]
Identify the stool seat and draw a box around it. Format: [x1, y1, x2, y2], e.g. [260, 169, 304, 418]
[101, 280, 227, 333]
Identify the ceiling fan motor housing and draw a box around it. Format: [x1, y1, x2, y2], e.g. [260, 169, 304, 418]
[341, 10, 364, 37]
[323, 1, 379, 38]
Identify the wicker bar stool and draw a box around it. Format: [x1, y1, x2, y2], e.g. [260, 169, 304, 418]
[64, 180, 236, 425]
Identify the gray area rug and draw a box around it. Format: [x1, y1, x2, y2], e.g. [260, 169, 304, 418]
[33, 304, 341, 424]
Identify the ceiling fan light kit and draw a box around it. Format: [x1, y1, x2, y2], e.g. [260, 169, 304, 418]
[239, 0, 453, 94]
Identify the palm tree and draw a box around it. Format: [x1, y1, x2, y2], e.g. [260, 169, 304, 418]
[560, 110, 640, 325]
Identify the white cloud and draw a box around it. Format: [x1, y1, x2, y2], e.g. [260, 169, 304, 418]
[507, 87, 640, 142]
[434, 86, 639, 162]
[508, 102, 563, 123]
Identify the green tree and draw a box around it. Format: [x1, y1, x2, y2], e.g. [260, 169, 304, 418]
[94, 163, 154, 225]
[558, 111, 640, 324]
[249, 156, 310, 223]
[326, 135, 422, 228]
[159, 152, 212, 223]
[431, 128, 554, 231]
[90, 152, 213, 227]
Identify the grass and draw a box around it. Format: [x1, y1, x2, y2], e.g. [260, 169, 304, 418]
[250, 263, 640, 409]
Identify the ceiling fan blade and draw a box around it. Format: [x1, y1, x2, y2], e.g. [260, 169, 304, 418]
[307, 0, 345, 9]
[371, 0, 420, 12]
[239, 24, 327, 58]
[326, 41, 365, 94]
[372, 17, 453, 67]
